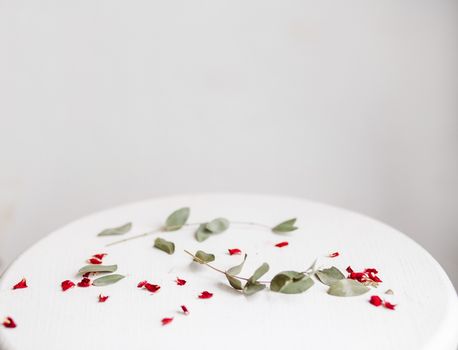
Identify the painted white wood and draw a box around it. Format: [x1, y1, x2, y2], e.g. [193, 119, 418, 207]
[0, 194, 457, 350]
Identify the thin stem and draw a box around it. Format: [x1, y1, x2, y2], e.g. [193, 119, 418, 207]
[106, 230, 161, 247]
[230, 221, 272, 230]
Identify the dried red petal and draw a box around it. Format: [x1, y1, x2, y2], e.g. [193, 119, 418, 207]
[228, 248, 242, 255]
[346, 266, 354, 273]
[181, 305, 189, 315]
[384, 301, 396, 310]
[144, 283, 161, 293]
[12, 278, 28, 290]
[369, 295, 383, 307]
[98, 294, 109, 303]
[275, 241, 289, 248]
[328, 252, 340, 258]
[161, 317, 173, 325]
[88, 258, 102, 265]
[199, 291, 213, 299]
[347, 266, 382, 284]
[2, 317, 16, 328]
[77, 277, 91, 288]
[93, 253, 107, 260]
[137, 280, 147, 288]
[61, 280, 75, 291]
[176, 277, 186, 286]
[82, 272, 91, 278]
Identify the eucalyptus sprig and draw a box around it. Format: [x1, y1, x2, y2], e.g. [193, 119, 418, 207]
[103, 207, 298, 247]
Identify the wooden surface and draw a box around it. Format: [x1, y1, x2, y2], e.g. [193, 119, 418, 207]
[0, 194, 457, 350]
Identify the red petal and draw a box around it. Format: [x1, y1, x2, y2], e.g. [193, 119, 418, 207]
[181, 305, 189, 315]
[93, 253, 107, 260]
[98, 294, 109, 303]
[161, 317, 173, 326]
[328, 252, 340, 258]
[61, 280, 75, 291]
[369, 295, 383, 307]
[137, 280, 147, 288]
[199, 291, 213, 299]
[228, 248, 242, 255]
[275, 241, 289, 248]
[12, 278, 28, 290]
[88, 258, 102, 265]
[2, 317, 16, 328]
[77, 277, 91, 288]
[346, 266, 354, 273]
[176, 277, 186, 286]
[384, 301, 396, 310]
[144, 283, 161, 293]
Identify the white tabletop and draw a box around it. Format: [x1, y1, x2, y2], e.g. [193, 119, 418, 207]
[0, 194, 457, 350]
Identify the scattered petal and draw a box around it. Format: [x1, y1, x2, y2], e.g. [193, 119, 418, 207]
[346, 266, 382, 285]
[384, 301, 396, 310]
[77, 277, 91, 288]
[369, 295, 383, 307]
[275, 241, 289, 248]
[137, 280, 147, 288]
[88, 258, 102, 265]
[2, 317, 16, 328]
[61, 280, 75, 291]
[93, 253, 107, 260]
[328, 252, 340, 258]
[176, 277, 186, 286]
[161, 317, 173, 326]
[385, 289, 394, 295]
[144, 283, 161, 293]
[228, 248, 242, 255]
[198, 291, 213, 299]
[13, 278, 28, 290]
[181, 305, 189, 315]
[98, 294, 109, 303]
[82, 272, 91, 278]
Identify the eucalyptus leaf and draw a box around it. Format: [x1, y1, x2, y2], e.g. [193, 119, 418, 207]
[165, 207, 190, 231]
[315, 266, 345, 286]
[226, 254, 247, 276]
[272, 218, 298, 233]
[205, 218, 230, 234]
[195, 223, 212, 242]
[248, 263, 269, 283]
[327, 278, 370, 297]
[226, 275, 243, 290]
[270, 271, 314, 294]
[194, 250, 215, 263]
[97, 222, 132, 236]
[243, 281, 266, 295]
[154, 237, 175, 255]
[78, 264, 118, 275]
[92, 274, 125, 286]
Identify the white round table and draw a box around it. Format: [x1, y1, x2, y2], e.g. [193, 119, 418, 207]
[0, 194, 457, 350]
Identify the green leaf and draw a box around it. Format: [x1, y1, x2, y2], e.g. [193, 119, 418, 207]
[270, 271, 314, 294]
[205, 218, 230, 234]
[243, 281, 266, 295]
[97, 222, 132, 236]
[226, 275, 243, 290]
[92, 274, 125, 286]
[327, 279, 370, 297]
[165, 207, 190, 231]
[315, 266, 345, 286]
[78, 264, 118, 275]
[272, 218, 298, 233]
[195, 223, 212, 242]
[226, 254, 247, 275]
[193, 250, 215, 263]
[248, 263, 269, 283]
[154, 237, 175, 255]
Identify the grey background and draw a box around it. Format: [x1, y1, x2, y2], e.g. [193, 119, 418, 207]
[0, 0, 457, 287]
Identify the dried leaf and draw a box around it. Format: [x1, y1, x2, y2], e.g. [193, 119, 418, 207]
[154, 237, 175, 255]
[194, 250, 215, 263]
[97, 222, 132, 236]
[78, 264, 118, 275]
[226, 254, 247, 275]
[248, 263, 269, 283]
[243, 281, 266, 295]
[165, 207, 190, 231]
[195, 223, 212, 242]
[226, 275, 243, 290]
[205, 218, 230, 234]
[92, 274, 125, 286]
[272, 218, 298, 233]
[270, 271, 314, 294]
[315, 266, 345, 286]
[327, 278, 370, 297]
[225, 254, 247, 290]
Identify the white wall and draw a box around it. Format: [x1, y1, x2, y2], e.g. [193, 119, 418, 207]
[0, 0, 457, 286]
